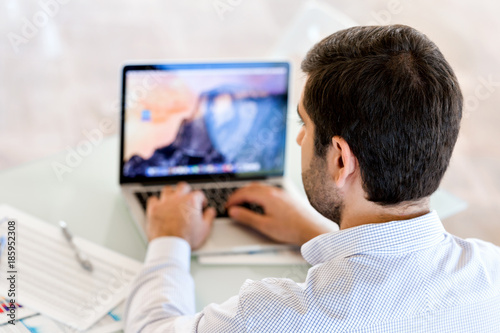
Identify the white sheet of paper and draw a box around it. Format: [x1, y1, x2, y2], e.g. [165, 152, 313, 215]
[0, 205, 142, 331]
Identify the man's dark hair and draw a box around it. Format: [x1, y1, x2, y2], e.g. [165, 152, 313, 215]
[301, 25, 463, 205]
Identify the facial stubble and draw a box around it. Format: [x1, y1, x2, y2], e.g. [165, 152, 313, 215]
[302, 153, 343, 227]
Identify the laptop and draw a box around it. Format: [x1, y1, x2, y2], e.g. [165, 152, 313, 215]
[119, 61, 300, 255]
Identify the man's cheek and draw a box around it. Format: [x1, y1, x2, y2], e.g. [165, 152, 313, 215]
[301, 142, 313, 174]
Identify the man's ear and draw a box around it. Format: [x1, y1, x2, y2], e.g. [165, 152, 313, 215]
[329, 136, 357, 188]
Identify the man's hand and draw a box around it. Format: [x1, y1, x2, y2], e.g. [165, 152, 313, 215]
[146, 182, 216, 249]
[226, 183, 336, 246]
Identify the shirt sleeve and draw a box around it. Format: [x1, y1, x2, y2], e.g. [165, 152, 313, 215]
[124, 237, 246, 333]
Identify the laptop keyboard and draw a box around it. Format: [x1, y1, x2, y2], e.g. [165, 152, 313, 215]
[134, 186, 267, 217]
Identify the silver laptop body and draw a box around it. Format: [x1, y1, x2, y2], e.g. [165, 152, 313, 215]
[119, 61, 299, 255]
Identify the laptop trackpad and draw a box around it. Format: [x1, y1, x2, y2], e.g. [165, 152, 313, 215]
[193, 218, 294, 256]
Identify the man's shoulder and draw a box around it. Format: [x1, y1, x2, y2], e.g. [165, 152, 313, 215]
[451, 235, 500, 258]
[455, 236, 500, 270]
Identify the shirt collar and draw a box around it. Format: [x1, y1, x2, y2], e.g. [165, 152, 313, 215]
[301, 211, 446, 266]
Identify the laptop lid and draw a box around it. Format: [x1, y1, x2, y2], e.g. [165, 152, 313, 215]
[119, 61, 290, 185]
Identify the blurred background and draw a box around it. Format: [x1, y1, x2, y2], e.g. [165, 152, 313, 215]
[1, 0, 499, 244]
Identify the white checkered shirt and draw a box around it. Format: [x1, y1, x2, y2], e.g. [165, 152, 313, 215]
[124, 211, 500, 332]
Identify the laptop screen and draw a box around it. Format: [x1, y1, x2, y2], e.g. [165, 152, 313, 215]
[119, 62, 290, 184]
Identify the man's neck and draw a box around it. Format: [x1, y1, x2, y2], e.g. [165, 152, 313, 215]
[339, 197, 431, 230]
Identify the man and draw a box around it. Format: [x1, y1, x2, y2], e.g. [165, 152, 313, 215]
[124, 25, 500, 332]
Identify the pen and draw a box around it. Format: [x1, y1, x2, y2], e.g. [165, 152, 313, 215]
[59, 221, 93, 272]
